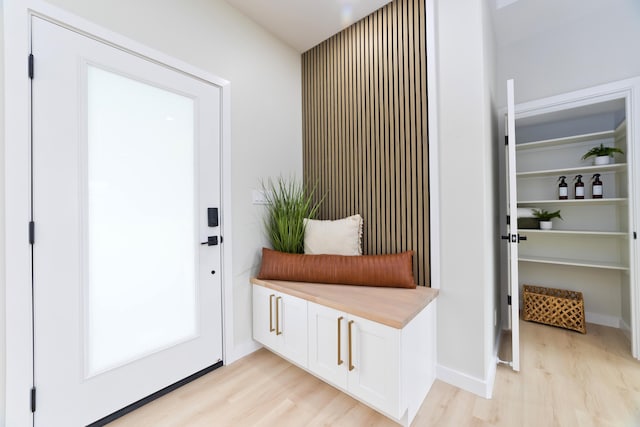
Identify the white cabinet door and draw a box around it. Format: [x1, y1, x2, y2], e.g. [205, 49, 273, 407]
[308, 302, 348, 389]
[252, 285, 307, 367]
[277, 292, 308, 367]
[308, 301, 401, 417]
[252, 285, 279, 350]
[347, 314, 400, 418]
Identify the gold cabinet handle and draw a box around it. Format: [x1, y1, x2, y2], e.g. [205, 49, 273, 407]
[348, 320, 355, 371]
[276, 296, 283, 335]
[337, 316, 344, 366]
[269, 294, 275, 332]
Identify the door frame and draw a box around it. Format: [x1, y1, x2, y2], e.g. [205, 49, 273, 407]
[5, 2, 234, 425]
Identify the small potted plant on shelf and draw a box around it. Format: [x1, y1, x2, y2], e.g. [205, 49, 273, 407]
[532, 209, 563, 230]
[582, 143, 624, 165]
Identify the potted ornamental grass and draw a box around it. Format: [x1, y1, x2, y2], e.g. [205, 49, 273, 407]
[582, 143, 624, 165]
[262, 176, 323, 253]
[532, 209, 563, 230]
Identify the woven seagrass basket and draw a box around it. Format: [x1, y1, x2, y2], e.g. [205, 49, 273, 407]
[522, 285, 586, 334]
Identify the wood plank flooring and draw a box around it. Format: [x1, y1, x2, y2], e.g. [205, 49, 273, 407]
[109, 321, 640, 426]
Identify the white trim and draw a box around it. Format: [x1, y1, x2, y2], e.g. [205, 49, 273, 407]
[5, 2, 234, 425]
[621, 318, 632, 342]
[219, 66, 235, 366]
[5, 2, 35, 426]
[425, 0, 440, 290]
[484, 328, 502, 400]
[514, 77, 640, 120]
[436, 364, 493, 399]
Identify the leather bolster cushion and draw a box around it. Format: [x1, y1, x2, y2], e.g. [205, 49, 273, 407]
[257, 247, 417, 289]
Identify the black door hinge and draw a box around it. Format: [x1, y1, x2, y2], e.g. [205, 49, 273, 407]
[507, 295, 512, 306]
[31, 387, 36, 413]
[634, 231, 637, 240]
[506, 215, 510, 225]
[28, 54, 34, 80]
[29, 221, 35, 245]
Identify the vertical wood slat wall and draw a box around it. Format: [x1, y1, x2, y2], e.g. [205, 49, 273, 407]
[302, 0, 429, 286]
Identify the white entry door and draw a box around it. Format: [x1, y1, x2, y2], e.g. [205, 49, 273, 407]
[505, 79, 520, 372]
[32, 17, 223, 426]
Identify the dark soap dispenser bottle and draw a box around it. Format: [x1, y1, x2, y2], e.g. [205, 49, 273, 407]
[558, 175, 568, 200]
[574, 175, 585, 199]
[592, 173, 603, 199]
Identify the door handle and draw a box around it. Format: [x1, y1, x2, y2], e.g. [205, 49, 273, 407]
[348, 320, 355, 371]
[269, 294, 275, 333]
[502, 234, 526, 243]
[337, 316, 344, 366]
[276, 296, 282, 335]
[201, 236, 219, 246]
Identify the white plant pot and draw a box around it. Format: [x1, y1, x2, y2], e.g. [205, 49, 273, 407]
[539, 220, 553, 230]
[594, 155, 610, 165]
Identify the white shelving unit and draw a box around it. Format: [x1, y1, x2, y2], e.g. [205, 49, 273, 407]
[518, 198, 628, 206]
[515, 124, 630, 272]
[516, 163, 626, 178]
[519, 256, 629, 271]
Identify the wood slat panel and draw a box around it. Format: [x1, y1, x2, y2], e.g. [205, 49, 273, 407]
[301, 0, 430, 286]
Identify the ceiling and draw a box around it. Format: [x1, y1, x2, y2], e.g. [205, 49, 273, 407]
[224, 0, 612, 54]
[224, 0, 392, 52]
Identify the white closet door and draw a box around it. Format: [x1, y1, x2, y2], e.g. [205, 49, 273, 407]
[505, 79, 520, 372]
[32, 17, 223, 425]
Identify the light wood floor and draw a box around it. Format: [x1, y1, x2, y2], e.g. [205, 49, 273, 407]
[110, 321, 640, 426]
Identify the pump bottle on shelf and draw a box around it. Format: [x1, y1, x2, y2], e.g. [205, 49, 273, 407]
[558, 175, 568, 200]
[591, 173, 603, 199]
[574, 175, 585, 199]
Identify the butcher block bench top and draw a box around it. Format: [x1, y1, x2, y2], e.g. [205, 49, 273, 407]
[251, 278, 438, 329]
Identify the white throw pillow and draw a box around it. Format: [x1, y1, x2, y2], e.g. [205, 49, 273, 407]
[304, 214, 363, 256]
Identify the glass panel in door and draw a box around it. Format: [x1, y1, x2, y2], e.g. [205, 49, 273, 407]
[86, 66, 198, 377]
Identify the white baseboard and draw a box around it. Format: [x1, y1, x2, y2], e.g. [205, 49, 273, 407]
[483, 330, 502, 399]
[620, 318, 632, 341]
[226, 340, 262, 365]
[436, 364, 492, 399]
[585, 311, 621, 328]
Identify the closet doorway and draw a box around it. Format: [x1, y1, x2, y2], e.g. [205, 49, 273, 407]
[502, 77, 640, 369]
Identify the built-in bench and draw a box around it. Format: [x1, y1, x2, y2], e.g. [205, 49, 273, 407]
[251, 278, 438, 426]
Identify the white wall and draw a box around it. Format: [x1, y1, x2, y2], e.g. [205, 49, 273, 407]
[2, 1, 301, 423]
[496, 0, 640, 104]
[0, 0, 5, 423]
[481, 0, 501, 393]
[433, 0, 498, 395]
